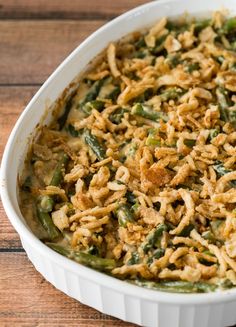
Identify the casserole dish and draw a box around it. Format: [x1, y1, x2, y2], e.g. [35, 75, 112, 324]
[1, 0, 236, 326]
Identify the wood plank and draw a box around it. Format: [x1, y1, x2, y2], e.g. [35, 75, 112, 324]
[0, 86, 39, 249]
[0, 20, 104, 84]
[0, 0, 147, 19]
[0, 86, 39, 159]
[0, 203, 22, 249]
[0, 252, 135, 326]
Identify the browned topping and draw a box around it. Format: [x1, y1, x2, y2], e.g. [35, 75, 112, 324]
[19, 11, 236, 292]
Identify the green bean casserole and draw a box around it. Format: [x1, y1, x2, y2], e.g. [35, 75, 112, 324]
[19, 11, 236, 293]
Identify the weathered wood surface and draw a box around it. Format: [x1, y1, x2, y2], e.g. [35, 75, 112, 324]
[0, 0, 147, 19]
[0, 1, 145, 325]
[0, 252, 134, 326]
[0, 87, 38, 249]
[0, 20, 104, 84]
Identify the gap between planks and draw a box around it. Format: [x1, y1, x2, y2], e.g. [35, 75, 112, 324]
[0, 248, 24, 253]
[0, 252, 135, 326]
[0, 0, 147, 20]
[0, 20, 105, 84]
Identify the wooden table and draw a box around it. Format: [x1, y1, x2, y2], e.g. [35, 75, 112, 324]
[0, 1, 147, 326]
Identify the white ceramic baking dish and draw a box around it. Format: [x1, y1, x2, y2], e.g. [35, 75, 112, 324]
[1, 0, 236, 326]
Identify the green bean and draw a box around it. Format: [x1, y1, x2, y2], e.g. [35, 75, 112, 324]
[127, 252, 140, 265]
[47, 243, 116, 271]
[202, 230, 216, 243]
[184, 62, 200, 73]
[38, 195, 54, 213]
[145, 132, 161, 146]
[50, 153, 69, 186]
[230, 62, 236, 71]
[48, 242, 72, 256]
[115, 203, 135, 227]
[131, 202, 139, 214]
[151, 34, 167, 55]
[203, 250, 215, 257]
[142, 224, 167, 253]
[36, 153, 69, 239]
[109, 107, 128, 124]
[166, 54, 181, 68]
[83, 129, 106, 161]
[213, 162, 231, 175]
[166, 20, 176, 30]
[216, 87, 231, 121]
[129, 280, 216, 293]
[213, 162, 236, 187]
[208, 129, 219, 140]
[79, 78, 105, 114]
[223, 17, 236, 33]
[87, 245, 99, 256]
[147, 248, 165, 264]
[82, 100, 105, 115]
[146, 128, 161, 146]
[178, 224, 194, 237]
[228, 109, 236, 126]
[135, 37, 146, 50]
[231, 41, 236, 51]
[135, 89, 154, 103]
[66, 124, 81, 137]
[134, 50, 148, 59]
[160, 87, 184, 102]
[106, 86, 121, 102]
[153, 248, 165, 259]
[132, 103, 168, 122]
[183, 139, 196, 148]
[37, 209, 61, 240]
[57, 92, 75, 130]
[216, 56, 225, 64]
[211, 219, 223, 235]
[127, 143, 138, 157]
[148, 128, 157, 136]
[36, 154, 68, 237]
[194, 19, 210, 35]
[218, 279, 234, 290]
[166, 21, 189, 35]
[125, 191, 137, 205]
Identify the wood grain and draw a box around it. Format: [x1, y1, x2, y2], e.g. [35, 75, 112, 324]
[0, 252, 135, 326]
[0, 203, 22, 249]
[0, 0, 147, 19]
[0, 20, 104, 84]
[0, 87, 39, 249]
[0, 86, 39, 159]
